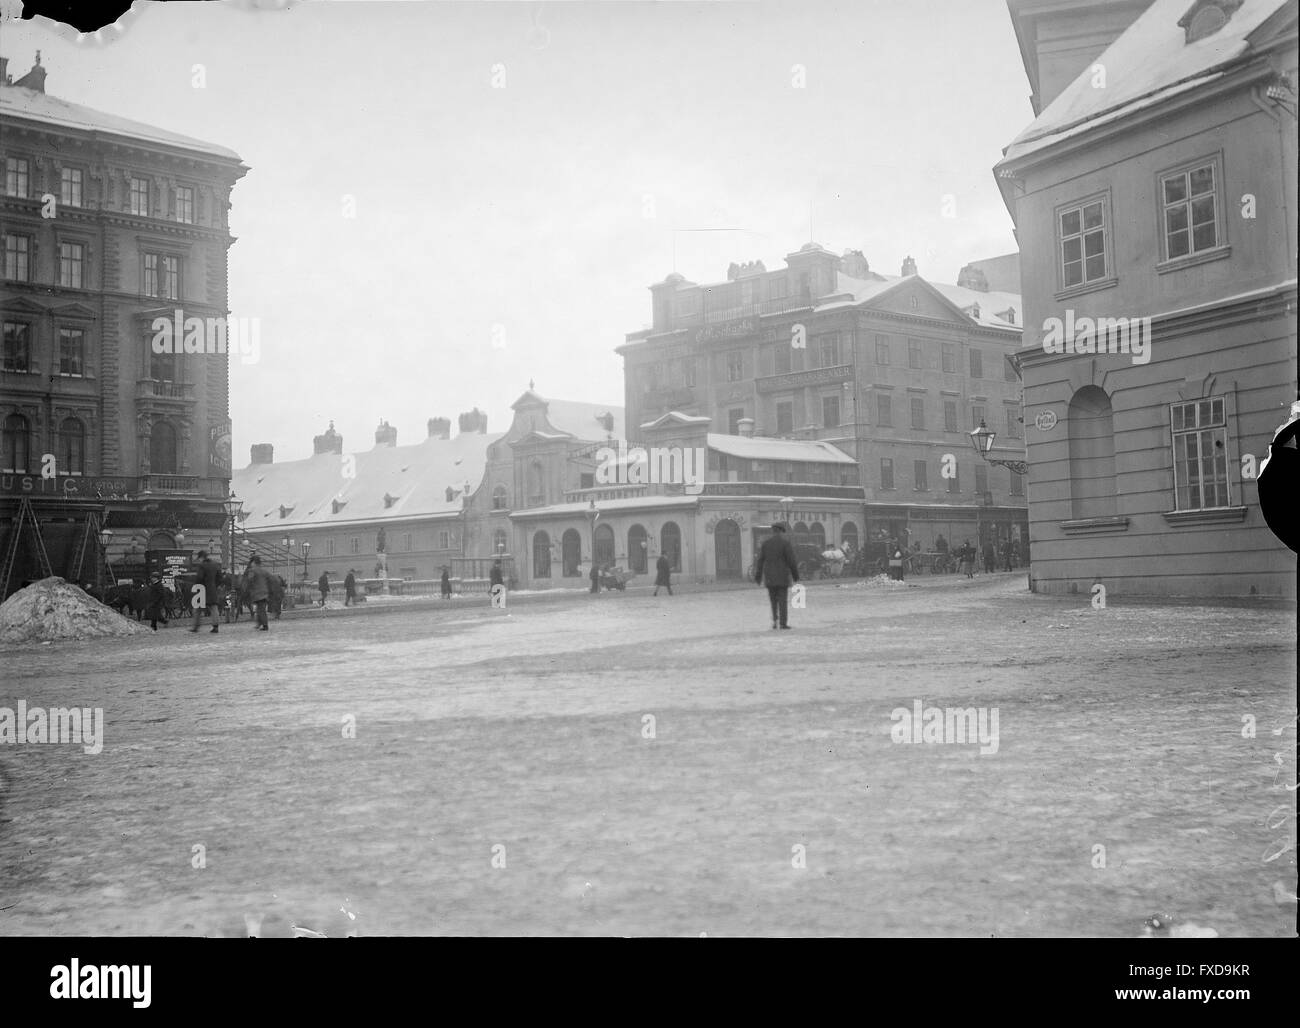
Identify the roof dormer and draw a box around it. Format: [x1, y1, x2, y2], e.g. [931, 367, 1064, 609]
[1178, 0, 1243, 43]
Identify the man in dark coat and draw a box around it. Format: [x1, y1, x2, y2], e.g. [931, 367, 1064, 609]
[145, 574, 167, 631]
[755, 522, 800, 630]
[490, 562, 504, 588]
[344, 569, 357, 606]
[318, 570, 330, 607]
[244, 555, 272, 631]
[653, 553, 673, 597]
[190, 550, 222, 634]
[589, 562, 600, 594]
[269, 574, 286, 619]
[440, 567, 452, 599]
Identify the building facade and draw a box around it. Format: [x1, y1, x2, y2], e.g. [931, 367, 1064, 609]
[0, 53, 248, 594]
[619, 247, 1031, 558]
[996, 0, 1298, 596]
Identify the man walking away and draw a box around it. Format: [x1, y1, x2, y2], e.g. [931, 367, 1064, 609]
[1002, 540, 1014, 572]
[440, 567, 452, 599]
[191, 550, 222, 634]
[145, 574, 167, 631]
[344, 569, 357, 607]
[755, 522, 800, 630]
[589, 562, 600, 594]
[318, 570, 330, 607]
[961, 539, 975, 578]
[653, 553, 673, 596]
[245, 555, 272, 631]
[270, 574, 286, 619]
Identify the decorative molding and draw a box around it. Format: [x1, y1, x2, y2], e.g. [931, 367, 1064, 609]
[1061, 515, 1130, 535]
[1161, 506, 1247, 527]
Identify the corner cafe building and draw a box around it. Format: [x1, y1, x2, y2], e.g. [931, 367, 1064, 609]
[507, 426, 866, 586]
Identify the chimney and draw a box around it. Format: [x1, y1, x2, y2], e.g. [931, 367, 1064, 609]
[15, 52, 46, 93]
[457, 407, 487, 435]
[957, 263, 989, 292]
[901, 255, 918, 277]
[374, 418, 397, 447]
[0, 58, 10, 86]
[841, 250, 870, 278]
[737, 417, 755, 438]
[427, 416, 451, 440]
[313, 420, 343, 455]
[250, 443, 274, 465]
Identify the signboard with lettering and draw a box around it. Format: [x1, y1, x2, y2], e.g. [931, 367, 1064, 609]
[147, 549, 194, 593]
[1, 473, 136, 499]
[694, 317, 758, 345]
[756, 364, 852, 394]
[209, 418, 232, 477]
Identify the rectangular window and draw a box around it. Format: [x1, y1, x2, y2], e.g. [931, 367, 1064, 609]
[880, 458, 895, 491]
[775, 344, 791, 375]
[908, 339, 922, 369]
[60, 167, 83, 208]
[144, 253, 158, 296]
[1171, 398, 1230, 510]
[822, 394, 840, 428]
[971, 403, 986, 430]
[726, 350, 743, 382]
[350, 537, 360, 554]
[875, 335, 890, 365]
[914, 460, 928, 492]
[947, 463, 960, 494]
[728, 408, 744, 435]
[58, 328, 84, 376]
[1006, 408, 1021, 439]
[910, 396, 925, 431]
[160, 255, 180, 299]
[130, 176, 150, 216]
[1058, 196, 1109, 288]
[776, 401, 793, 434]
[876, 393, 892, 426]
[3, 321, 31, 372]
[3, 233, 30, 281]
[969, 349, 983, 379]
[944, 400, 958, 433]
[5, 156, 29, 197]
[941, 343, 956, 373]
[1161, 161, 1219, 259]
[149, 344, 177, 382]
[579, 472, 594, 489]
[767, 275, 787, 299]
[819, 334, 839, 368]
[439, 530, 451, 549]
[684, 359, 696, 388]
[176, 185, 195, 224]
[1009, 469, 1024, 496]
[974, 465, 989, 496]
[327, 539, 336, 557]
[58, 241, 84, 289]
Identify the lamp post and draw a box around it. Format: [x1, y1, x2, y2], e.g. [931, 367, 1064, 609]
[302, 541, 311, 590]
[585, 499, 599, 572]
[968, 419, 1028, 476]
[97, 525, 114, 588]
[282, 535, 294, 583]
[778, 496, 794, 526]
[223, 491, 243, 572]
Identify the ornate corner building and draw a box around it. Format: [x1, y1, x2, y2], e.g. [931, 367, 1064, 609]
[0, 53, 248, 594]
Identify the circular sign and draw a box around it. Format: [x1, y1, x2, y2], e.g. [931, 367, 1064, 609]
[1034, 409, 1058, 432]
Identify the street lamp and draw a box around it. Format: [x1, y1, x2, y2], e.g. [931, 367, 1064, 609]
[585, 499, 600, 571]
[778, 496, 794, 526]
[301, 541, 311, 584]
[223, 492, 243, 571]
[97, 526, 115, 588]
[282, 535, 294, 581]
[968, 419, 1028, 475]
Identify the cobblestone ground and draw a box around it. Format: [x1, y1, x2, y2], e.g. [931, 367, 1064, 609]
[1, 574, 1295, 937]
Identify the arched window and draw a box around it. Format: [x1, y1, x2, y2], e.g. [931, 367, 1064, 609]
[492, 485, 508, 510]
[660, 521, 682, 572]
[59, 417, 85, 475]
[809, 522, 826, 550]
[528, 461, 545, 506]
[628, 524, 648, 573]
[1067, 386, 1117, 519]
[792, 522, 811, 552]
[3, 413, 31, 472]
[841, 522, 858, 551]
[562, 528, 582, 576]
[150, 420, 178, 474]
[594, 523, 615, 568]
[532, 530, 551, 578]
[492, 528, 508, 555]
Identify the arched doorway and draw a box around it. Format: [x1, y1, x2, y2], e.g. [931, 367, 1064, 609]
[628, 524, 648, 573]
[841, 522, 858, 552]
[594, 523, 615, 568]
[660, 521, 681, 572]
[714, 518, 742, 579]
[532, 530, 551, 578]
[1068, 385, 1117, 519]
[562, 528, 582, 577]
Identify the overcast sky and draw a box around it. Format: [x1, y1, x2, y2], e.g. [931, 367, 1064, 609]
[8, 0, 1033, 463]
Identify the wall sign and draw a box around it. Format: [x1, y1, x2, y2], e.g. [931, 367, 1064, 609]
[1034, 409, 1058, 432]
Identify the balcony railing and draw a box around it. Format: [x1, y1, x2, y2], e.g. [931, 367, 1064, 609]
[136, 379, 195, 401]
[137, 474, 200, 494]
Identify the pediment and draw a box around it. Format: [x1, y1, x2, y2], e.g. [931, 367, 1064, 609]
[49, 302, 97, 320]
[2, 296, 45, 315]
[863, 279, 976, 326]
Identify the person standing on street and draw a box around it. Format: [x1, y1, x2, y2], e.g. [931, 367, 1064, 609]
[244, 555, 272, 631]
[755, 522, 800, 630]
[344, 569, 357, 607]
[269, 574, 286, 619]
[318, 570, 330, 607]
[145, 574, 167, 631]
[589, 562, 600, 594]
[490, 561, 504, 589]
[653, 553, 673, 597]
[190, 550, 222, 634]
[440, 567, 452, 599]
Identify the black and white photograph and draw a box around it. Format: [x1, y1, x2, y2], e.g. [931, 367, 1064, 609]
[0, 0, 1296, 982]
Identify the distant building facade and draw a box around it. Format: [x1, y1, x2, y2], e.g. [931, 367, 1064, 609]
[0, 54, 248, 593]
[996, 0, 1298, 596]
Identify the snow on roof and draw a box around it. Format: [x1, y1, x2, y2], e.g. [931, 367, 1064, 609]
[0, 83, 244, 163]
[232, 430, 503, 531]
[542, 398, 626, 441]
[1002, 0, 1288, 164]
[509, 495, 701, 518]
[706, 433, 856, 464]
[833, 271, 1023, 329]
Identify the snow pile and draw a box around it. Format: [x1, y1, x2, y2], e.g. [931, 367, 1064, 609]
[841, 574, 909, 589]
[0, 577, 149, 645]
